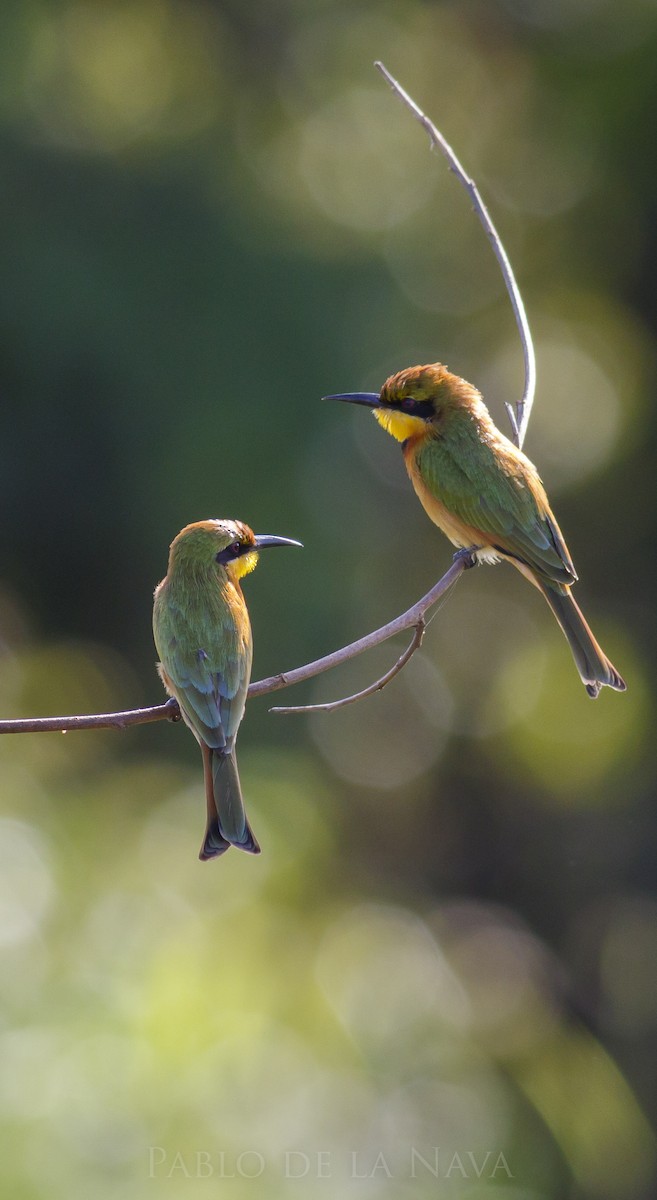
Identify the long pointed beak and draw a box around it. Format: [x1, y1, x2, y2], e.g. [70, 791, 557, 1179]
[254, 534, 303, 550]
[323, 391, 381, 409]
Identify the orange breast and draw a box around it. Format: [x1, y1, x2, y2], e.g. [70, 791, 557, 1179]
[403, 439, 490, 550]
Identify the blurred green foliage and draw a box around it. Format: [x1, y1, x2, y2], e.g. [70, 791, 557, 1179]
[0, 1, 656, 1197]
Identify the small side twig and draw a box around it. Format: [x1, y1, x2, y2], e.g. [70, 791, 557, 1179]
[249, 552, 467, 704]
[374, 60, 536, 450]
[269, 619, 425, 715]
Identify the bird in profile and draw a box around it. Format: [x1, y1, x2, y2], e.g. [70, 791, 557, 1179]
[326, 363, 625, 698]
[153, 519, 302, 859]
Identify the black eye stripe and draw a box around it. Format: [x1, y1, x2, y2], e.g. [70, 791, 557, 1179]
[216, 540, 246, 564]
[395, 397, 434, 418]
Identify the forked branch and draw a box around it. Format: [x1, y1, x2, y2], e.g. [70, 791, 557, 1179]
[0, 556, 468, 734]
[269, 621, 425, 715]
[0, 67, 532, 734]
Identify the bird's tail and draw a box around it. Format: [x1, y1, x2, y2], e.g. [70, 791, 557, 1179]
[540, 584, 626, 699]
[200, 743, 260, 860]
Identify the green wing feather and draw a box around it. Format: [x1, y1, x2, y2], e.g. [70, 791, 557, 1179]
[416, 428, 576, 587]
[153, 583, 252, 750]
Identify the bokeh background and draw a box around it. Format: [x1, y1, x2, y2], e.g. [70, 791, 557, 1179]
[0, 2, 656, 1197]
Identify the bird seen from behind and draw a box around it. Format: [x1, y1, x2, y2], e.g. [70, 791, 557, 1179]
[153, 519, 302, 860]
[326, 363, 625, 698]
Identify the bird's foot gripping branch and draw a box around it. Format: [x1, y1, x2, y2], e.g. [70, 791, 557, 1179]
[453, 548, 479, 570]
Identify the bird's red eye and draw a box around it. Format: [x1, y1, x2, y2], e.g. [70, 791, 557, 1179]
[216, 540, 244, 565]
[401, 397, 417, 412]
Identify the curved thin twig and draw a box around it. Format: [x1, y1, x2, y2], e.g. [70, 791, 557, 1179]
[0, 556, 469, 734]
[269, 619, 425, 715]
[374, 60, 536, 450]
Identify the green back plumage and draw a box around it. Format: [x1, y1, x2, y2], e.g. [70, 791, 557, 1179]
[153, 573, 252, 750]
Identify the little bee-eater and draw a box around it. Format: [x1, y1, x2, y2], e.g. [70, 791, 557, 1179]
[326, 363, 625, 698]
[153, 519, 302, 859]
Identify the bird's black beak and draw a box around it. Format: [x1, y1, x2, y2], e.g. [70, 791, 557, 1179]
[254, 535, 303, 550]
[323, 391, 381, 409]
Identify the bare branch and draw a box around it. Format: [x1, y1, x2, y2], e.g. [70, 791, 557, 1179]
[0, 697, 181, 735]
[269, 620, 425, 715]
[0, 555, 469, 735]
[374, 60, 536, 450]
[0, 72, 536, 738]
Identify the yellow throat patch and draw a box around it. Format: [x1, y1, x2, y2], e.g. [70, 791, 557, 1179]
[374, 407, 428, 443]
[229, 550, 259, 580]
